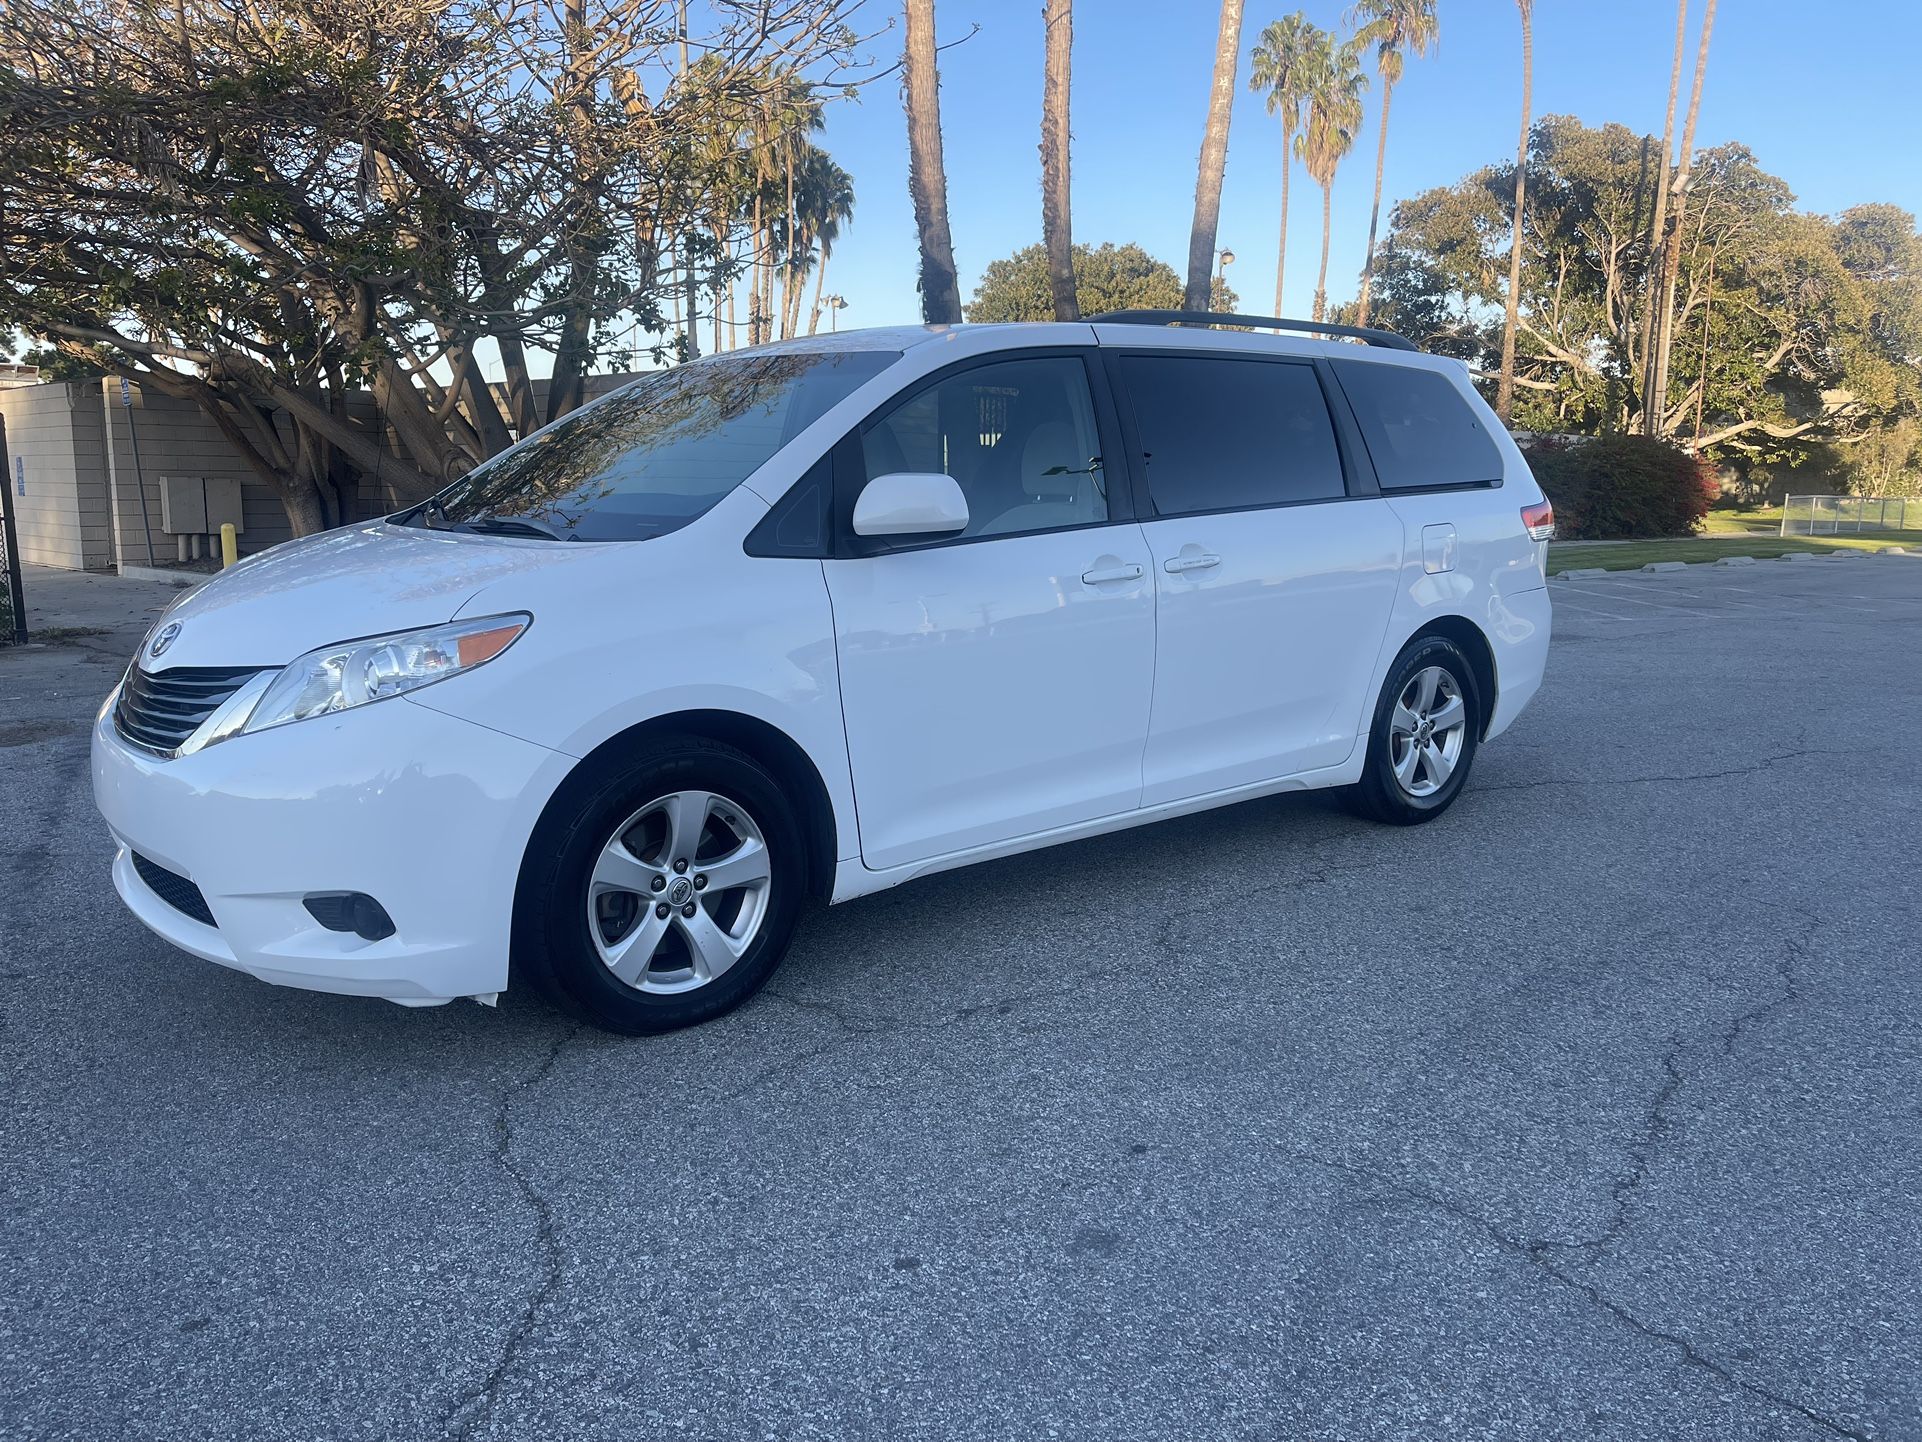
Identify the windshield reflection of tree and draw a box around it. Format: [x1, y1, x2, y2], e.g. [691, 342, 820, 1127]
[447, 354, 824, 535]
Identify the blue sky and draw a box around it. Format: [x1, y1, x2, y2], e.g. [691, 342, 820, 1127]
[810, 0, 1922, 327]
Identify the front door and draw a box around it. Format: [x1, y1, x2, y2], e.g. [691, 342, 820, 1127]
[824, 352, 1155, 870]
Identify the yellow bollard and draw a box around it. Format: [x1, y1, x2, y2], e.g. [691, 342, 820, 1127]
[220, 523, 238, 569]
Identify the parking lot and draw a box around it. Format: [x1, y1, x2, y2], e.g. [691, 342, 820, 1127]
[3, 556, 1918, 1442]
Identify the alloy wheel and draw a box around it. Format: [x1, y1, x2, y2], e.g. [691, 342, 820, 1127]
[587, 790, 773, 993]
[1389, 665, 1468, 799]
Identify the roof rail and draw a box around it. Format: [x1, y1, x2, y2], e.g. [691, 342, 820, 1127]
[1086, 309, 1419, 352]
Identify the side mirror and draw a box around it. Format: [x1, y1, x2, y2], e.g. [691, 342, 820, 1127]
[852, 472, 970, 538]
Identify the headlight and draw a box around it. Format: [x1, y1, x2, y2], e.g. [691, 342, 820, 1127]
[241, 614, 530, 735]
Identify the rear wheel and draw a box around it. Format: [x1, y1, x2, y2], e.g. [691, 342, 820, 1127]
[518, 738, 805, 1034]
[1348, 635, 1481, 825]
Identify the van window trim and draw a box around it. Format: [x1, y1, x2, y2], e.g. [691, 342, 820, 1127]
[827, 346, 1136, 559]
[1099, 346, 1379, 523]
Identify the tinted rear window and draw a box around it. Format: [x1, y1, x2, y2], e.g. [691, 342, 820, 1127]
[1120, 355, 1345, 515]
[1332, 359, 1503, 490]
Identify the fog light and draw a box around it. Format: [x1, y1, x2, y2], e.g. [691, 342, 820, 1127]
[303, 892, 397, 942]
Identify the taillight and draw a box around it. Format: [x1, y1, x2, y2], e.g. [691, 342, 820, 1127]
[1521, 501, 1555, 541]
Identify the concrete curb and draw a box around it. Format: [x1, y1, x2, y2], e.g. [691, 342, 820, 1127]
[1552, 546, 1920, 580]
[116, 564, 203, 587]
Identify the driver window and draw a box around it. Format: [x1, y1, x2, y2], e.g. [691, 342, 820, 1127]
[859, 356, 1106, 540]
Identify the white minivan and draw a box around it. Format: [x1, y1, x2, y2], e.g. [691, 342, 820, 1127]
[93, 312, 1553, 1034]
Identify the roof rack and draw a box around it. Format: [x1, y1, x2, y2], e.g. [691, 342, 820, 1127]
[1086, 309, 1419, 352]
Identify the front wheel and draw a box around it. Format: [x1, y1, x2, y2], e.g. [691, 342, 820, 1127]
[517, 738, 806, 1034]
[1347, 635, 1481, 825]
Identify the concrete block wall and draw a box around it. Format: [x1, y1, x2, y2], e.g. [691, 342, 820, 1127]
[100, 380, 295, 569]
[0, 383, 113, 569]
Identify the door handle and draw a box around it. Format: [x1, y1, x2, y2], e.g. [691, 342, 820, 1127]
[1163, 552, 1221, 574]
[1080, 562, 1144, 585]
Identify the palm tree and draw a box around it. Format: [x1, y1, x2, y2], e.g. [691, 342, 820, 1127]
[794, 152, 855, 336]
[1347, 0, 1438, 327]
[1648, 0, 1719, 437]
[1248, 13, 1321, 316]
[1184, 0, 1247, 311]
[1040, 0, 1077, 320]
[903, 0, 962, 323]
[1639, 0, 1690, 427]
[1496, 0, 1533, 422]
[1297, 35, 1367, 323]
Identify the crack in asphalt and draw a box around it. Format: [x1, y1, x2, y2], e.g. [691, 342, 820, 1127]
[1284, 913, 1870, 1441]
[0, 740, 93, 1119]
[739, 865, 1342, 1103]
[440, 1023, 580, 1442]
[1473, 748, 1879, 793]
[1529, 914, 1818, 1260]
[1283, 1145, 1874, 1442]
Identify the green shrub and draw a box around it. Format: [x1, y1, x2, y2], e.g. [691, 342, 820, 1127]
[1525, 434, 1718, 540]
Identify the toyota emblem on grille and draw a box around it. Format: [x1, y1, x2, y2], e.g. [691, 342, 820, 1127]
[149, 622, 182, 659]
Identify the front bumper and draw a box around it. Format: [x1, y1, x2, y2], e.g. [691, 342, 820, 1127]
[92, 689, 575, 1003]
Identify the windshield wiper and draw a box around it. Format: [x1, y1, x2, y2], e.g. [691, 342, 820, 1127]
[393, 495, 449, 528]
[454, 516, 578, 542]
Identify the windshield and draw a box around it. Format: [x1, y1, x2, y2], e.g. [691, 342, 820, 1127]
[413, 349, 900, 542]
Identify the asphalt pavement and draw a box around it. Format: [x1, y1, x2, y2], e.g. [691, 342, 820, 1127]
[3, 556, 1918, 1442]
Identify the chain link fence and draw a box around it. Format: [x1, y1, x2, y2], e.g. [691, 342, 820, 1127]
[1780, 494, 1916, 536]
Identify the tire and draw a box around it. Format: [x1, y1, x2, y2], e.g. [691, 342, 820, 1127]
[515, 736, 806, 1035]
[1347, 635, 1482, 826]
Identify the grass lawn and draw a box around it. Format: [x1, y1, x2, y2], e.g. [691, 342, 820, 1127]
[1699, 507, 1787, 536]
[1549, 529, 1922, 572]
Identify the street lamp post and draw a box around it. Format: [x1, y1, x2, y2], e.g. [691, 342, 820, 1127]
[1214, 249, 1235, 309]
[821, 295, 848, 332]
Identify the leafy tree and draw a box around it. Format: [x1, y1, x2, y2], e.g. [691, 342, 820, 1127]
[0, 0, 866, 534]
[966, 243, 1238, 323]
[10, 345, 103, 382]
[1364, 117, 1922, 472]
[1248, 13, 1323, 316]
[1839, 419, 1922, 497]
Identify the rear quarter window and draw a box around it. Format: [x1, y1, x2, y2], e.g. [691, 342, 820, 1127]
[1332, 359, 1504, 491]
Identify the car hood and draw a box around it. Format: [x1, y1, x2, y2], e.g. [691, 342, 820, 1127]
[133, 522, 592, 672]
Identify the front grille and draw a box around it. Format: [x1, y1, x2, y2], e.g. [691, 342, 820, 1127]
[131, 852, 217, 928]
[115, 665, 263, 754]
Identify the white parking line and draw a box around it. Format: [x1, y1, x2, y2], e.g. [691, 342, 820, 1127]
[1555, 584, 1726, 616]
[1712, 584, 1885, 615]
[1629, 585, 1777, 611]
[1552, 598, 1644, 621]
